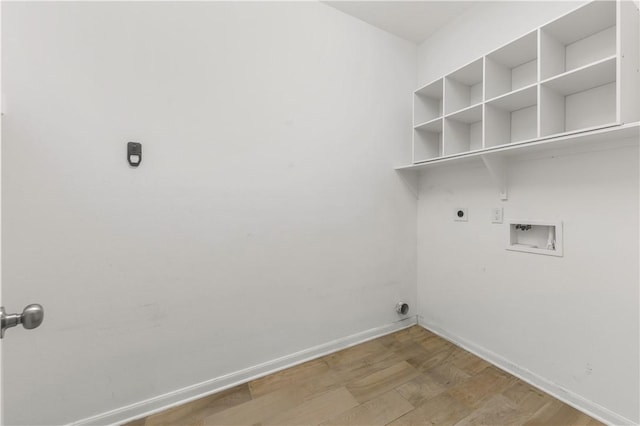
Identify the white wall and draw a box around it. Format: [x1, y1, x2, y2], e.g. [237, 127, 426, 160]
[416, 2, 639, 424]
[1, 3, 417, 424]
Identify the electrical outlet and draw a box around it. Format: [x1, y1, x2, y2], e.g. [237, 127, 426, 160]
[454, 208, 468, 222]
[491, 207, 503, 224]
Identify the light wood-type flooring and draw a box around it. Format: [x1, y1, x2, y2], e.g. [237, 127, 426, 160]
[124, 325, 602, 426]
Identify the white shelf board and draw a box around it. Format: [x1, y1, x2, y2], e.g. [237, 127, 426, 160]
[396, 122, 639, 171]
[541, 55, 616, 96]
[445, 104, 482, 124]
[486, 84, 537, 112]
[414, 117, 443, 132]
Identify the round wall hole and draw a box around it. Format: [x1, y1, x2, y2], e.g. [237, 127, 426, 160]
[396, 302, 409, 315]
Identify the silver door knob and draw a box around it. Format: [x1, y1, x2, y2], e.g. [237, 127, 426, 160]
[0, 304, 44, 338]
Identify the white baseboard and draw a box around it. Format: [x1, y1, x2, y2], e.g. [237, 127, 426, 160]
[417, 318, 636, 426]
[71, 316, 417, 426]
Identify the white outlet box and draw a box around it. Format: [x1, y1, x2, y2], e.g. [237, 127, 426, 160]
[491, 207, 503, 224]
[454, 208, 468, 222]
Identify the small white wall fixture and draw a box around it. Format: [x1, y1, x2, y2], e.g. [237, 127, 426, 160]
[507, 220, 563, 257]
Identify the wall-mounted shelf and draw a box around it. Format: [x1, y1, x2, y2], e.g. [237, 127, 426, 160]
[397, 122, 640, 199]
[402, 1, 639, 199]
[408, 0, 639, 168]
[399, 121, 639, 170]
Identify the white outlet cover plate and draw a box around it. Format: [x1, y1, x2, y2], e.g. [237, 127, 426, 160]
[492, 207, 503, 224]
[454, 208, 468, 221]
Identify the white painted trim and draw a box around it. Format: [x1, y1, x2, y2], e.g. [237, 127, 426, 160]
[71, 316, 417, 426]
[417, 318, 636, 426]
[0, 0, 5, 420]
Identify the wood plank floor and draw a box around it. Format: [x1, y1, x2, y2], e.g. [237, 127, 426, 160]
[123, 326, 603, 426]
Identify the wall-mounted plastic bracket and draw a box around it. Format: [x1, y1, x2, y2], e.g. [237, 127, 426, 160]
[481, 154, 508, 200]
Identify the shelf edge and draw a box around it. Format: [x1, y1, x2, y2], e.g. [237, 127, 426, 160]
[539, 54, 617, 87]
[396, 122, 640, 171]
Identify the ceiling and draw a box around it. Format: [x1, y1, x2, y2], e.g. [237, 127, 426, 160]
[324, 1, 477, 44]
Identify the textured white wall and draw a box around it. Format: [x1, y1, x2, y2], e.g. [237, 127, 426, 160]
[1, 3, 417, 424]
[415, 2, 639, 423]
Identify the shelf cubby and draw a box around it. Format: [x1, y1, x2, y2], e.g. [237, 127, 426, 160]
[445, 59, 483, 114]
[444, 105, 483, 155]
[414, 79, 443, 125]
[413, 118, 443, 162]
[485, 85, 538, 147]
[540, 56, 617, 137]
[540, 1, 616, 80]
[485, 31, 538, 99]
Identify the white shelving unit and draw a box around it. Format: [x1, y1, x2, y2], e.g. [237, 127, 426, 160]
[406, 0, 639, 173]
